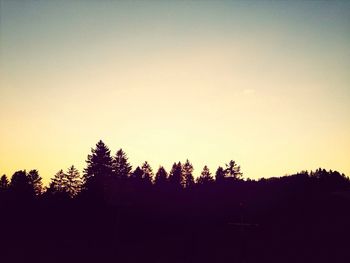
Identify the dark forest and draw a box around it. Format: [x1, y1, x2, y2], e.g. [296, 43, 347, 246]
[1, 140, 349, 263]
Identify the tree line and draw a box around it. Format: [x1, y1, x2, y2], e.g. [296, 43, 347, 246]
[0, 140, 246, 198]
[0, 140, 348, 199]
[1, 140, 349, 263]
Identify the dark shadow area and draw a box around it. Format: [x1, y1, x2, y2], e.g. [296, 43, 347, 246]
[1, 140, 349, 263]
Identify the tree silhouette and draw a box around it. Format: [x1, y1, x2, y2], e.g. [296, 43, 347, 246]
[50, 169, 68, 195]
[112, 148, 132, 179]
[65, 165, 83, 198]
[131, 166, 143, 181]
[0, 174, 9, 190]
[84, 140, 113, 191]
[169, 162, 183, 188]
[197, 165, 214, 185]
[310, 168, 349, 191]
[225, 160, 243, 180]
[155, 166, 168, 186]
[0, 142, 350, 263]
[27, 170, 43, 195]
[10, 170, 34, 197]
[215, 166, 225, 182]
[141, 161, 153, 184]
[182, 159, 194, 188]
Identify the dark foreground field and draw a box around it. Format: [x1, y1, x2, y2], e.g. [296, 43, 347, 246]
[1, 170, 350, 263]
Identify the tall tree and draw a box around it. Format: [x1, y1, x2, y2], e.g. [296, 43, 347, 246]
[10, 170, 34, 196]
[169, 162, 183, 188]
[84, 140, 113, 189]
[155, 166, 168, 186]
[112, 149, 132, 179]
[225, 160, 243, 180]
[215, 166, 225, 182]
[51, 169, 67, 195]
[197, 165, 214, 185]
[182, 159, 194, 188]
[141, 161, 153, 184]
[27, 169, 43, 195]
[131, 166, 143, 181]
[65, 165, 83, 198]
[0, 174, 9, 190]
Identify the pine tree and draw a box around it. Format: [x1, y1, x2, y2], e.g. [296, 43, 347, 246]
[215, 166, 225, 182]
[10, 170, 34, 196]
[65, 165, 83, 198]
[169, 162, 183, 188]
[131, 166, 143, 181]
[141, 161, 153, 184]
[225, 160, 243, 180]
[197, 165, 214, 185]
[112, 149, 132, 179]
[84, 140, 113, 189]
[182, 159, 194, 188]
[155, 166, 168, 186]
[0, 174, 9, 190]
[51, 169, 67, 194]
[27, 169, 43, 195]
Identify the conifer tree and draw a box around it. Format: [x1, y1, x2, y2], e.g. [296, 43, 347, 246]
[141, 161, 153, 184]
[112, 149, 132, 179]
[51, 169, 67, 194]
[169, 162, 183, 188]
[0, 174, 9, 190]
[225, 160, 243, 180]
[182, 159, 194, 188]
[215, 166, 225, 182]
[131, 166, 143, 181]
[27, 169, 43, 195]
[155, 166, 168, 186]
[10, 170, 34, 196]
[84, 140, 113, 189]
[65, 165, 83, 197]
[197, 165, 214, 185]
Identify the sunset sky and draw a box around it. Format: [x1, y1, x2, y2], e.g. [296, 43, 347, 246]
[1, 0, 349, 184]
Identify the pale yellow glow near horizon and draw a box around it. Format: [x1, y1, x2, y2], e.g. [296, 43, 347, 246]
[1, 1, 349, 185]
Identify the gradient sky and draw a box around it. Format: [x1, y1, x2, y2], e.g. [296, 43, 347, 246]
[1, 0, 349, 184]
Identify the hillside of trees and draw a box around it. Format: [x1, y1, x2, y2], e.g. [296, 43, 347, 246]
[1, 140, 349, 263]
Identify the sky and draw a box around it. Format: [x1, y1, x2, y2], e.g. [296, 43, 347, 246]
[1, 0, 349, 185]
